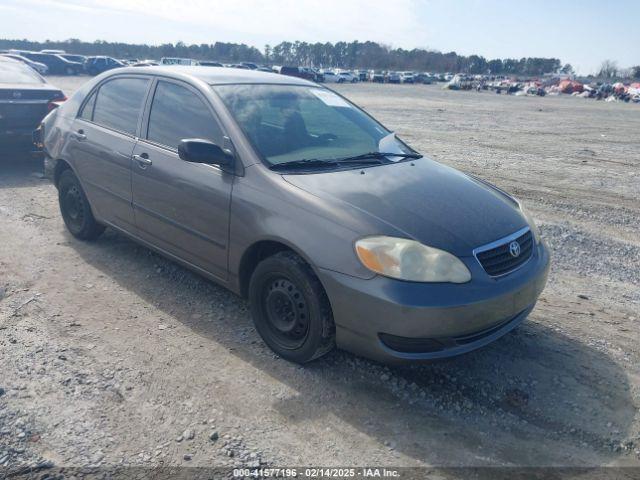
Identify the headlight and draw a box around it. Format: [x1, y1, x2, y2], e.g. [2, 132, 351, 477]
[355, 236, 471, 283]
[519, 203, 541, 244]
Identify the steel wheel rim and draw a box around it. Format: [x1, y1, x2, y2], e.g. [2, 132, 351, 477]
[63, 185, 85, 228]
[262, 277, 310, 350]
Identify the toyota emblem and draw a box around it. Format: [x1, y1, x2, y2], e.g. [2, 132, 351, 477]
[509, 241, 521, 258]
[12, 91, 22, 99]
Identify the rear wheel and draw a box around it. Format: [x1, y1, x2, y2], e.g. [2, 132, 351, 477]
[58, 169, 105, 240]
[249, 251, 335, 363]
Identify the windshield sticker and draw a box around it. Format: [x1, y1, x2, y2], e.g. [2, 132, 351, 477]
[310, 89, 351, 108]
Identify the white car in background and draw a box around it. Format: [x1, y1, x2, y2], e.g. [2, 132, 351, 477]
[337, 71, 358, 83]
[321, 70, 339, 83]
[400, 71, 415, 83]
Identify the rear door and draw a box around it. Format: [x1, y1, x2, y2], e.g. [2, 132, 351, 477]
[68, 75, 151, 230]
[131, 78, 233, 280]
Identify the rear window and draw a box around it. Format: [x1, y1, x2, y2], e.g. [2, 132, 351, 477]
[0, 60, 43, 84]
[92, 77, 149, 135]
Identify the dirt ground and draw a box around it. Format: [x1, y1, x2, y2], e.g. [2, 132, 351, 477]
[1, 77, 639, 476]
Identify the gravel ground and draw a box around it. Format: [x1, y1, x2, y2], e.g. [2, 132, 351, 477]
[0, 78, 639, 476]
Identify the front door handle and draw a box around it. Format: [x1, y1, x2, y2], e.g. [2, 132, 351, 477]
[133, 153, 152, 167]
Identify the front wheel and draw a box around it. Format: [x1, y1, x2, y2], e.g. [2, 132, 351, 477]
[249, 251, 335, 363]
[58, 169, 105, 240]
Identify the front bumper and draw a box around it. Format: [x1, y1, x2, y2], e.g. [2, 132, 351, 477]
[318, 241, 550, 364]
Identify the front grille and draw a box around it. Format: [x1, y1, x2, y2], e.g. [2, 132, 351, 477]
[475, 228, 533, 277]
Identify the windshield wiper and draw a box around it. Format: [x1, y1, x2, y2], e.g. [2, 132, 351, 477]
[269, 158, 340, 170]
[336, 151, 423, 163]
[269, 152, 422, 171]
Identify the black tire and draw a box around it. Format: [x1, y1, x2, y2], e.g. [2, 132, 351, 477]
[249, 251, 335, 363]
[58, 169, 105, 240]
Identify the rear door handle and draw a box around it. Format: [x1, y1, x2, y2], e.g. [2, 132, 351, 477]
[133, 153, 152, 167]
[71, 130, 86, 141]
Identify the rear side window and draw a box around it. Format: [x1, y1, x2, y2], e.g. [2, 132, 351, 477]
[147, 81, 222, 149]
[79, 91, 96, 120]
[93, 77, 149, 135]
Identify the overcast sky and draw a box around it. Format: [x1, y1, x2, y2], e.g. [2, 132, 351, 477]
[1, 0, 638, 74]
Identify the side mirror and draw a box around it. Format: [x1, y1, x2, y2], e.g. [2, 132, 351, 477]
[178, 139, 233, 167]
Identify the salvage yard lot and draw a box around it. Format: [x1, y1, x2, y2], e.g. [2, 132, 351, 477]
[1, 77, 639, 472]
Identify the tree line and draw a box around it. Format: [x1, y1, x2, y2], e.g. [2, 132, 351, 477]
[1, 38, 564, 75]
[267, 41, 562, 75]
[0, 38, 264, 63]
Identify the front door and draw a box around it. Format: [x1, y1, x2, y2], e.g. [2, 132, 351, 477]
[131, 79, 233, 280]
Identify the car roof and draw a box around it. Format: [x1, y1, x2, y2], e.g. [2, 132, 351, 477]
[114, 65, 317, 86]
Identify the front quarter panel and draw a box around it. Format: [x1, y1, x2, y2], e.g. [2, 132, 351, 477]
[228, 165, 381, 291]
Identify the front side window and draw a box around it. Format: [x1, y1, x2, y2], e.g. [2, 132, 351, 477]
[215, 84, 411, 166]
[93, 77, 149, 135]
[147, 81, 222, 149]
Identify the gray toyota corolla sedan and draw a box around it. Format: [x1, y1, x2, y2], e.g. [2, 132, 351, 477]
[39, 66, 549, 364]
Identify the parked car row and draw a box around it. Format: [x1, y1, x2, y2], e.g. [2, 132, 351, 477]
[0, 49, 458, 87]
[0, 49, 127, 76]
[277, 67, 449, 84]
[0, 51, 84, 75]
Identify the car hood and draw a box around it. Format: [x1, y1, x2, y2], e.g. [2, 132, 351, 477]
[283, 159, 528, 256]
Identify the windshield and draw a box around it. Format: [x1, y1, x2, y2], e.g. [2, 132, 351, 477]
[214, 84, 413, 166]
[0, 60, 44, 84]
